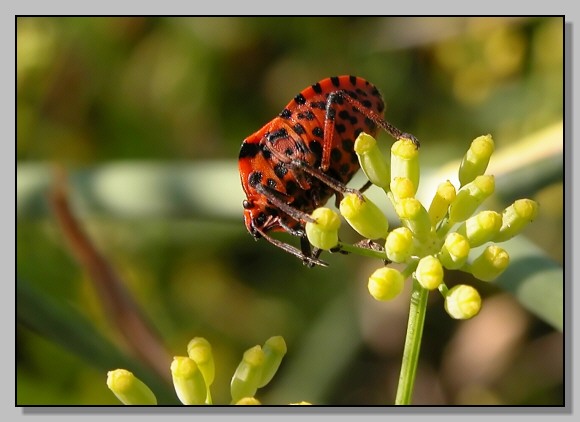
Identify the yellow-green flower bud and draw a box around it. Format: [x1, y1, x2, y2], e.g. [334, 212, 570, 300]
[395, 197, 432, 240]
[390, 177, 416, 200]
[106, 369, 157, 405]
[339, 193, 389, 239]
[439, 232, 470, 270]
[458, 134, 495, 187]
[391, 139, 420, 195]
[171, 356, 207, 405]
[235, 397, 261, 405]
[187, 337, 215, 387]
[368, 266, 405, 301]
[258, 336, 287, 388]
[456, 210, 502, 248]
[494, 199, 539, 242]
[305, 207, 341, 250]
[469, 245, 510, 282]
[354, 132, 390, 189]
[428, 180, 457, 225]
[444, 284, 482, 319]
[415, 255, 444, 290]
[385, 226, 414, 263]
[230, 345, 265, 403]
[448, 175, 495, 224]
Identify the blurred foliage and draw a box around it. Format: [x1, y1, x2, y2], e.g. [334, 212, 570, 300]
[17, 17, 563, 405]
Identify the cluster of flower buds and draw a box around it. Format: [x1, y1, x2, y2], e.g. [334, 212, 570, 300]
[107, 335, 310, 405]
[306, 133, 538, 320]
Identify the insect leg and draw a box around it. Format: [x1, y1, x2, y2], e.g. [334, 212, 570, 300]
[321, 91, 420, 171]
[299, 235, 323, 268]
[336, 91, 420, 146]
[254, 183, 316, 224]
[359, 180, 373, 193]
[254, 183, 327, 266]
[288, 158, 365, 202]
[252, 224, 327, 267]
[277, 218, 307, 238]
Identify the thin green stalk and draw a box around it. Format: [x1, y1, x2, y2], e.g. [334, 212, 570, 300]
[395, 278, 429, 405]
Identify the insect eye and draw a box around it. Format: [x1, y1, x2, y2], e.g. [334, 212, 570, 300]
[242, 200, 254, 209]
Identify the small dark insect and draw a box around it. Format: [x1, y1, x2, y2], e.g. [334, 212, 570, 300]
[238, 75, 418, 266]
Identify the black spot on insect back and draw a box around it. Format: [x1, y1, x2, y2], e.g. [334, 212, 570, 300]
[309, 140, 322, 158]
[285, 180, 298, 196]
[338, 110, 350, 120]
[267, 128, 288, 143]
[345, 90, 359, 100]
[239, 142, 260, 159]
[338, 110, 358, 125]
[341, 139, 354, 153]
[274, 162, 288, 179]
[297, 110, 315, 120]
[331, 147, 342, 162]
[293, 123, 306, 135]
[279, 108, 292, 119]
[294, 93, 307, 105]
[261, 145, 272, 160]
[364, 117, 377, 131]
[310, 101, 326, 110]
[249, 171, 262, 187]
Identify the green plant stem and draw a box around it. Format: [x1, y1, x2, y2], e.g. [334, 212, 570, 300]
[395, 278, 429, 405]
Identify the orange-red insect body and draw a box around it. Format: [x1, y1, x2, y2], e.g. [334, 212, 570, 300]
[239, 75, 418, 266]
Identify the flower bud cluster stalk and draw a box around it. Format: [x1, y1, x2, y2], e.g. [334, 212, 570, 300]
[312, 132, 536, 406]
[305, 132, 538, 406]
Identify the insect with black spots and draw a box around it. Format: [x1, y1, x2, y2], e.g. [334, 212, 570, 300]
[238, 75, 419, 266]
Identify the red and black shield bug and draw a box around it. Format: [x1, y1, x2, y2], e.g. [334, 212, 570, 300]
[238, 75, 418, 266]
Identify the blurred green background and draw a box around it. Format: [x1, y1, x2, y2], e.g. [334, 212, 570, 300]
[17, 16, 564, 405]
